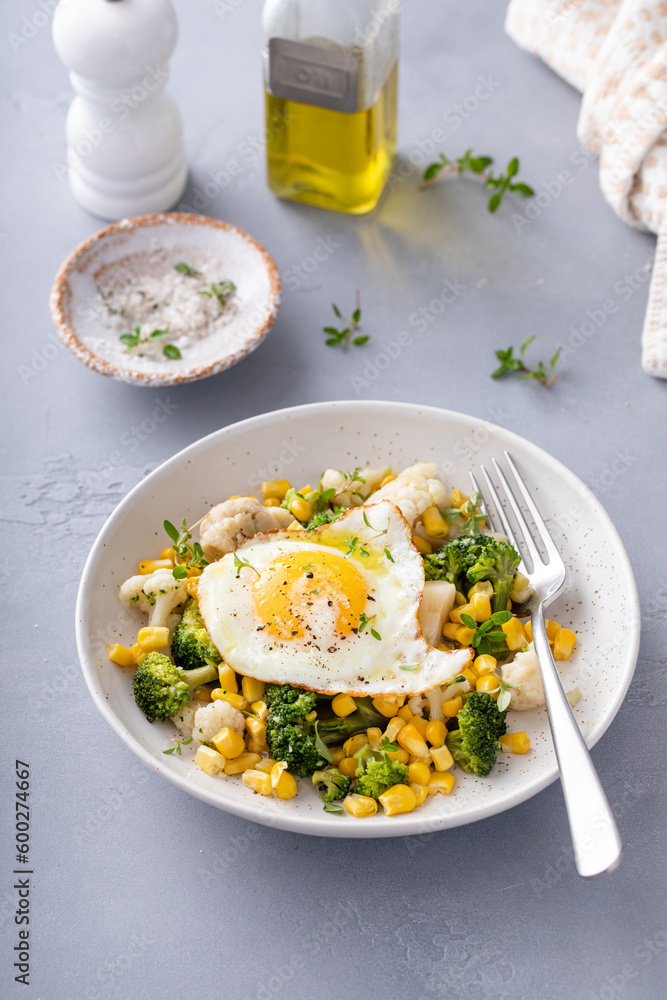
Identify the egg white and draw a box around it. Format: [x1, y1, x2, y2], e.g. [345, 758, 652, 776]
[197, 500, 471, 696]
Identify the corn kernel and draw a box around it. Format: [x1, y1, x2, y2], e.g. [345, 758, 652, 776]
[245, 716, 267, 746]
[184, 578, 200, 598]
[442, 622, 462, 641]
[475, 674, 500, 699]
[425, 719, 447, 747]
[461, 667, 477, 686]
[442, 696, 463, 717]
[329, 745, 346, 765]
[384, 747, 410, 764]
[339, 756, 359, 778]
[471, 592, 492, 622]
[397, 723, 429, 758]
[107, 643, 134, 667]
[501, 616, 528, 651]
[137, 626, 170, 651]
[372, 697, 401, 718]
[211, 689, 247, 711]
[343, 734, 368, 757]
[410, 715, 429, 738]
[378, 783, 417, 816]
[454, 590, 468, 606]
[251, 700, 268, 722]
[246, 738, 266, 755]
[273, 769, 298, 799]
[410, 782, 429, 807]
[343, 793, 378, 817]
[290, 496, 312, 522]
[263, 497, 281, 507]
[455, 625, 475, 645]
[397, 705, 413, 723]
[241, 676, 265, 703]
[553, 628, 576, 661]
[430, 744, 454, 771]
[254, 757, 277, 773]
[412, 533, 432, 555]
[450, 603, 475, 625]
[501, 732, 531, 754]
[261, 479, 291, 501]
[186, 566, 202, 579]
[408, 761, 432, 786]
[384, 717, 404, 743]
[524, 620, 533, 642]
[242, 769, 273, 795]
[223, 752, 261, 775]
[160, 547, 177, 563]
[473, 654, 497, 676]
[366, 727, 383, 748]
[217, 664, 238, 693]
[468, 580, 494, 598]
[138, 558, 173, 574]
[135, 650, 147, 665]
[380, 473, 396, 488]
[194, 745, 226, 775]
[191, 686, 212, 702]
[423, 506, 449, 539]
[287, 520, 302, 532]
[332, 693, 357, 717]
[428, 771, 455, 795]
[211, 727, 245, 758]
[450, 488, 469, 508]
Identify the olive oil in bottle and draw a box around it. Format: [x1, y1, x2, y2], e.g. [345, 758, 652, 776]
[262, 1, 399, 214]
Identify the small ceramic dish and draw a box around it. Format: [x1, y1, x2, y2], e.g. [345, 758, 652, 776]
[49, 213, 281, 387]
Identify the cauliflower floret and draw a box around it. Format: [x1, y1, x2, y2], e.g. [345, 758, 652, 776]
[502, 643, 545, 711]
[192, 700, 245, 743]
[119, 568, 188, 627]
[409, 678, 471, 721]
[370, 462, 448, 527]
[319, 467, 388, 506]
[171, 699, 208, 739]
[200, 496, 293, 561]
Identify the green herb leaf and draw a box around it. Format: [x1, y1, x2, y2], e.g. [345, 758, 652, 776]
[323, 291, 365, 348]
[488, 191, 503, 213]
[119, 332, 140, 349]
[150, 329, 170, 340]
[399, 662, 422, 671]
[174, 262, 202, 276]
[323, 802, 344, 814]
[172, 565, 188, 580]
[314, 722, 334, 764]
[233, 551, 260, 578]
[164, 520, 180, 543]
[163, 344, 182, 360]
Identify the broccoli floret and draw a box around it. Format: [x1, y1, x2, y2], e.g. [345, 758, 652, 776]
[355, 760, 409, 799]
[171, 597, 222, 671]
[424, 535, 521, 612]
[265, 685, 385, 777]
[312, 767, 351, 802]
[306, 507, 345, 530]
[445, 691, 507, 777]
[462, 535, 521, 613]
[132, 651, 217, 721]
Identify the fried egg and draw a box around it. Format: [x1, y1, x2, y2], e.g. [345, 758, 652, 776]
[197, 500, 472, 696]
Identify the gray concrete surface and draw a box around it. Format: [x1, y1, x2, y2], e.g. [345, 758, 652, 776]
[2, 1, 666, 998]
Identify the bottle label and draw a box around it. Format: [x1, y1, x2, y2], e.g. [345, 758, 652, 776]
[269, 38, 359, 113]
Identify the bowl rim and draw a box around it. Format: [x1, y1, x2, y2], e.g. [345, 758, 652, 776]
[75, 400, 641, 838]
[49, 212, 282, 387]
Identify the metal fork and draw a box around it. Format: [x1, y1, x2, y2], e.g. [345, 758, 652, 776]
[471, 452, 622, 878]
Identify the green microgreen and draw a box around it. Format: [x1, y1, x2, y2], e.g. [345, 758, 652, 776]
[233, 551, 260, 579]
[323, 290, 367, 347]
[399, 662, 422, 672]
[459, 611, 512, 658]
[344, 536, 370, 560]
[162, 736, 193, 756]
[323, 802, 344, 814]
[359, 613, 381, 641]
[174, 262, 202, 277]
[492, 336, 562, 386]
[421, 148, 534, 213]
[164, 517, 209, 578]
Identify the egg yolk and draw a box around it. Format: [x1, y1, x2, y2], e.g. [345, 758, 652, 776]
[252, 549, 367, 641]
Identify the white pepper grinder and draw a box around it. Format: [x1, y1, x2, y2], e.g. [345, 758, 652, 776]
[52, 0, 187, 220]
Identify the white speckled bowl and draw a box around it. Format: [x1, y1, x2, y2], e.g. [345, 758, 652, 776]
[50, 213, 281, 387]
[76, 401, 640, 837]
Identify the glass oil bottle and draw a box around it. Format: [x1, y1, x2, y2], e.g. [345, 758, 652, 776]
[262, 0, 399, 214]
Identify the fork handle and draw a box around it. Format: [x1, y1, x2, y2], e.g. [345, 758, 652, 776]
[531, 609, 623, 878]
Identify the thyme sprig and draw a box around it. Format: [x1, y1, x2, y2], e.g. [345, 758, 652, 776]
[421, 149, 534, 212]
[359, 613, 381, 641]
[119, 326, 181, 361]
[198, 281, 236, 307]
[323, 290, 367, 347]
[162, 736, 193, 756]
[164, 517, 208, 579]
[492, 336, 562, 386]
